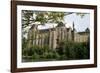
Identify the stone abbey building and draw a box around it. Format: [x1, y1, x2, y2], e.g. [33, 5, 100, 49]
[27, 22, 90, 49]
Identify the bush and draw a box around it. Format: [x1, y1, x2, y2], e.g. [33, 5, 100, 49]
[22, 41, 90, 62]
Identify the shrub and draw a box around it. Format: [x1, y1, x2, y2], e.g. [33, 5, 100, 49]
[22, 41, 89, 62]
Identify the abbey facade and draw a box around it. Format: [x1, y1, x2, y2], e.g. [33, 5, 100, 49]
[27, 23, 90, 49]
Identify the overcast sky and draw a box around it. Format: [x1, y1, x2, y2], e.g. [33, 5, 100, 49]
[37, 13, 90, 32]
[64, 13, 90, 32]
[23, 11, 90, 32]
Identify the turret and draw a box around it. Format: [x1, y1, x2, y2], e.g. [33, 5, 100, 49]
[72, 22, 75, 41]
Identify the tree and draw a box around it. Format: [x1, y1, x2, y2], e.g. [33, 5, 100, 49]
[22, 11, 65, 27]
[22, 11, 87, 28]
[22, 10, 33, 28]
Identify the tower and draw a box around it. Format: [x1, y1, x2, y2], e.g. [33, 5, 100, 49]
[72, 22, 75, 41]
[27, 24, 38, 49]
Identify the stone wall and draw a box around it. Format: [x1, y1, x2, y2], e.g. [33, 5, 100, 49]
[27, 24, 89, 49]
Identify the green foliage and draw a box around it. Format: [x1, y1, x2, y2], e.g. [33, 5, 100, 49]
[22, 41, 90, 62]
[22, 10, 33, 28]
[22, 37, 28, 50]
[22, 10, 65, 28]
[22, 10, 87, 28]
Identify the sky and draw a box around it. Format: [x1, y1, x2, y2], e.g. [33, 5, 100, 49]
[22, 12, 90, 39]
[37, 13, 90, 32]
[64, 13, 90, 32]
